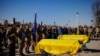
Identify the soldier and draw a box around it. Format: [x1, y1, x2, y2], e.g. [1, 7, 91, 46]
[63, 26, 68, 34]
[88, 26, 93, 39]
[47, 26, 52, 39]
[37, 24, 42, 41]
[25, 24, 31, 53]
[51, 26, 57, 39]
[7, 25, 16, 56]
[83, 25, 88, 35]
[41, 26, 46, 39]
[43, 25, 48, 38]
[0, 28, 3, 52]
[57, 26, 63, 35]
[16, 25, 20, 48]
[67, 27, 72, 35]
[31, 24, 37, 51]
[95, 26, 100, 40]
[79, 26, 84, 34]
[18, 25, 26, 56]
[2, 28, 7, 48]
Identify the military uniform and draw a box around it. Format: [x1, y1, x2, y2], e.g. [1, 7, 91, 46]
[47, 27, 52, 39]
[18, 26, 26, 56]
[88, 26, 93, 39]
[7, 26, 16, 56]
[0, 28, 3, 52]
[37, 25, 42, 42]
[95, 26, 100, 39]
[83, 26, 88, 35]
[51, 26, 57, 39]
[25, 26, 31, 53]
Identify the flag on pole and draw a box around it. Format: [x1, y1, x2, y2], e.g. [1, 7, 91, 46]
[32, 12, 37, 50]
[76, 12, 79, 16]
[33, 12, 37, 34]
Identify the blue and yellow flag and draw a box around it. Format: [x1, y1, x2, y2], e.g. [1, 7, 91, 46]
[33, 12, 37, 34]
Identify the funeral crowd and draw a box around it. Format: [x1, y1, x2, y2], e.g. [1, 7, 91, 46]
[0, 22, 100, 56]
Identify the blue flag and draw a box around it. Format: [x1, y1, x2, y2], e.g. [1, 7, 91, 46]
[33, 13, 37, 34]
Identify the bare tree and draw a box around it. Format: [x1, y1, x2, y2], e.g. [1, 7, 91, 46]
[92, 0, 100, 26]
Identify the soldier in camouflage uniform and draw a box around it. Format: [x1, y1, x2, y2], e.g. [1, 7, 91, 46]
[18, 25, 26, 56]
[88, 26, 94, 39]
[95, 26, 100, 40]
[25, 24, 31, 53]
[7, 25, 16, 56]
[83, 25, 88, 35]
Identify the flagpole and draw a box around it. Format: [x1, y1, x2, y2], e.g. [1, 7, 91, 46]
[68, 20, 70, 27]
[76, 12, 79, 26]
[76, 12, 79, 34]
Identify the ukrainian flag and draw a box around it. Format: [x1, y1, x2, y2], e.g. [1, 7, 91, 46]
[33, 12, 37, 34]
